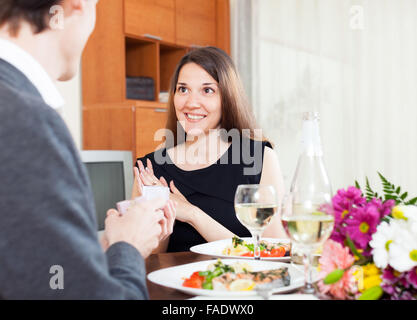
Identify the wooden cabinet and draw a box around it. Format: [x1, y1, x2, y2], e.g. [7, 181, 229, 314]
[82, 0, 125, 105]
[83, 105, 135, 152]
[82, 0, 230, 158]
[83, 103, 168, 159]
[125, 0, 176, 43]
[135, 107, 168, 158]
[175, 0, 217, 47]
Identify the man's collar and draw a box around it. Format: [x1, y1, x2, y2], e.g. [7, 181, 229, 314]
[0, 37, 65, 109]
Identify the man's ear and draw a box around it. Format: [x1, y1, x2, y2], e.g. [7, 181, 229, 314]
[61, 0, 87, 17]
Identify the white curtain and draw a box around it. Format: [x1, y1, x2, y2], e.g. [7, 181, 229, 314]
[231, 0, 417, 196]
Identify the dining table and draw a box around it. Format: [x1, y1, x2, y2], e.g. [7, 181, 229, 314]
[145, 251, 320, 300]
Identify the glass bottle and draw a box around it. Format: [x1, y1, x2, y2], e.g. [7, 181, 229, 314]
[282, 111, 334, 294]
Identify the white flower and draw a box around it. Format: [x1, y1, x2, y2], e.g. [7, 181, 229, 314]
[392, 205, 417, 222]
[370, 220, 401, 269]
[388, 220, 417, 272]
[392, 205, 417, 234]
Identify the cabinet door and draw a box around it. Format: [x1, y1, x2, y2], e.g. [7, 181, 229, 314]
[83, 106, 135, 151]
[82, 0, 125, 105]
[125, 0, 176, 43]
[135, 107, 168, 158]
[175, 0, 216, 47]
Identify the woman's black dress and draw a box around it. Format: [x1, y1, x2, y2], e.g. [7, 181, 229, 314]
[136, 138, 272, 252]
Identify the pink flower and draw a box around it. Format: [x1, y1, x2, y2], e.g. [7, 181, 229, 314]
[318, 239, 356, 299]
[345, 204, 380, 250]
[332, 187, 366, 221]
[382, 266, 417, 299]
[330, 187, 367, 245]
[406, 267, 417, 290]
[369, 198, 396, 219]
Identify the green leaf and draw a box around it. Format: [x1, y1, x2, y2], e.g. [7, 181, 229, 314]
[202, 282, 213, 290]
[365, 177, 379, 201]
[381, 216, 392, 224]
[406, 197, 417, 205]
[355, 180, 361, 190]
[323, 269, 345, 285]
[344, 234, 365, 260]
[378, 172, 391, 188]
[395, 186, 401, 194]
[358, 286, 384, 300]
[400, 192, 408, 200]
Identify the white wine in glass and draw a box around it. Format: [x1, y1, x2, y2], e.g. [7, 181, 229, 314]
[235, 203, 277, 231]
[282, 205, 334, 247]
[234, 185, 278, 260]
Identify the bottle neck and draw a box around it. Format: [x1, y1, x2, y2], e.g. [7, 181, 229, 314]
[301, 119, 323, 156]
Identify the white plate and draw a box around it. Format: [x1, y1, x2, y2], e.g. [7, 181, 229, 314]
[190, 237, 291, 261]
[189, 294, 319, 300]
[147, 259, 305, 297]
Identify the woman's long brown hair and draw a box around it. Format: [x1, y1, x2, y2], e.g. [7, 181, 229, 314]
[165, 46, 271, 147]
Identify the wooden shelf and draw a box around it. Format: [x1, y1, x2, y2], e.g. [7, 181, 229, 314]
[125, 37, 188, 103]
[160, 44, 188, 93]
[84, 100, 167, 110]
[125, 36, 159, 101]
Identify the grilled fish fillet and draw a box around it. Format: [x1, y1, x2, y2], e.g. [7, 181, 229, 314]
[212, 267, 290, 291]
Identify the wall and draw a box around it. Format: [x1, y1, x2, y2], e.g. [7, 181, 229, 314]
[236, 0, 417, 196]
[55, 68, 82, 149]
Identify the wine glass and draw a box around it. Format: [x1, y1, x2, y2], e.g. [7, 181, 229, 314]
[234, 184, 278, 260]
[281, 194, 334, 294]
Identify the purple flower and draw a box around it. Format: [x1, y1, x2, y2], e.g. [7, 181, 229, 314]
[330, 187, 367, 245]
[345, 204, 379, 249]
[390, 290, 416, 300]
[381, 266, 417, 300]
[369, 198, 396, 219]
[330, 230, 346, 245]
[382, 267, 398, 283]
[406, 267, 417, 290]
[333, 187, 366, 222]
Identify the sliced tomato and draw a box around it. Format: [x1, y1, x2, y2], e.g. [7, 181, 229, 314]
[260, 250, 271, 257]
[241, 251, 270, 257]
[240, 247, 286, 258]
[269, 246, 286, 257]
[240, 252, 253, 257]
[182, 271, 204, 289]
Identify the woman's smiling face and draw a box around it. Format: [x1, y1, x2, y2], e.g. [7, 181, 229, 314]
[174, 62, 222, 137]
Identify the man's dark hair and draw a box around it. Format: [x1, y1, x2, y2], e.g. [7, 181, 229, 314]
[0, 0, 62, 36]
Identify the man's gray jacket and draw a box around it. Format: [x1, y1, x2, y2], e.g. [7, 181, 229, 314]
[0, 58, 148, 299]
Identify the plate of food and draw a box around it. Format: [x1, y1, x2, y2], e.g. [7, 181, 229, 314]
[190, 236, 291, 261]
[147, 258, 304, 297]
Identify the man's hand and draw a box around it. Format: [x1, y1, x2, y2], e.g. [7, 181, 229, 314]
[104, 198, 167, 258]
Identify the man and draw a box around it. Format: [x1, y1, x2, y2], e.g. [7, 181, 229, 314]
[0, 0, 175, 299]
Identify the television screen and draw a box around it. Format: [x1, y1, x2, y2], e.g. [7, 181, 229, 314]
[84, 162, 126, 230]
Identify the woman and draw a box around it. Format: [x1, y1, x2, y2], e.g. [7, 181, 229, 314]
[132, 47, 287, 252]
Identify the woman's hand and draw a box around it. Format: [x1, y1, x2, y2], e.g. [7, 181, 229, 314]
[132, 159, 196, 225]
[138, 159, 167, 186]
[160, 199, 177, 241]
[131, 159, 168, 199]
[168, 180, 197, 225]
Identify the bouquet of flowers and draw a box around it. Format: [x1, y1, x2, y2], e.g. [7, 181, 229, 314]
[318, 172, 417, 300]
